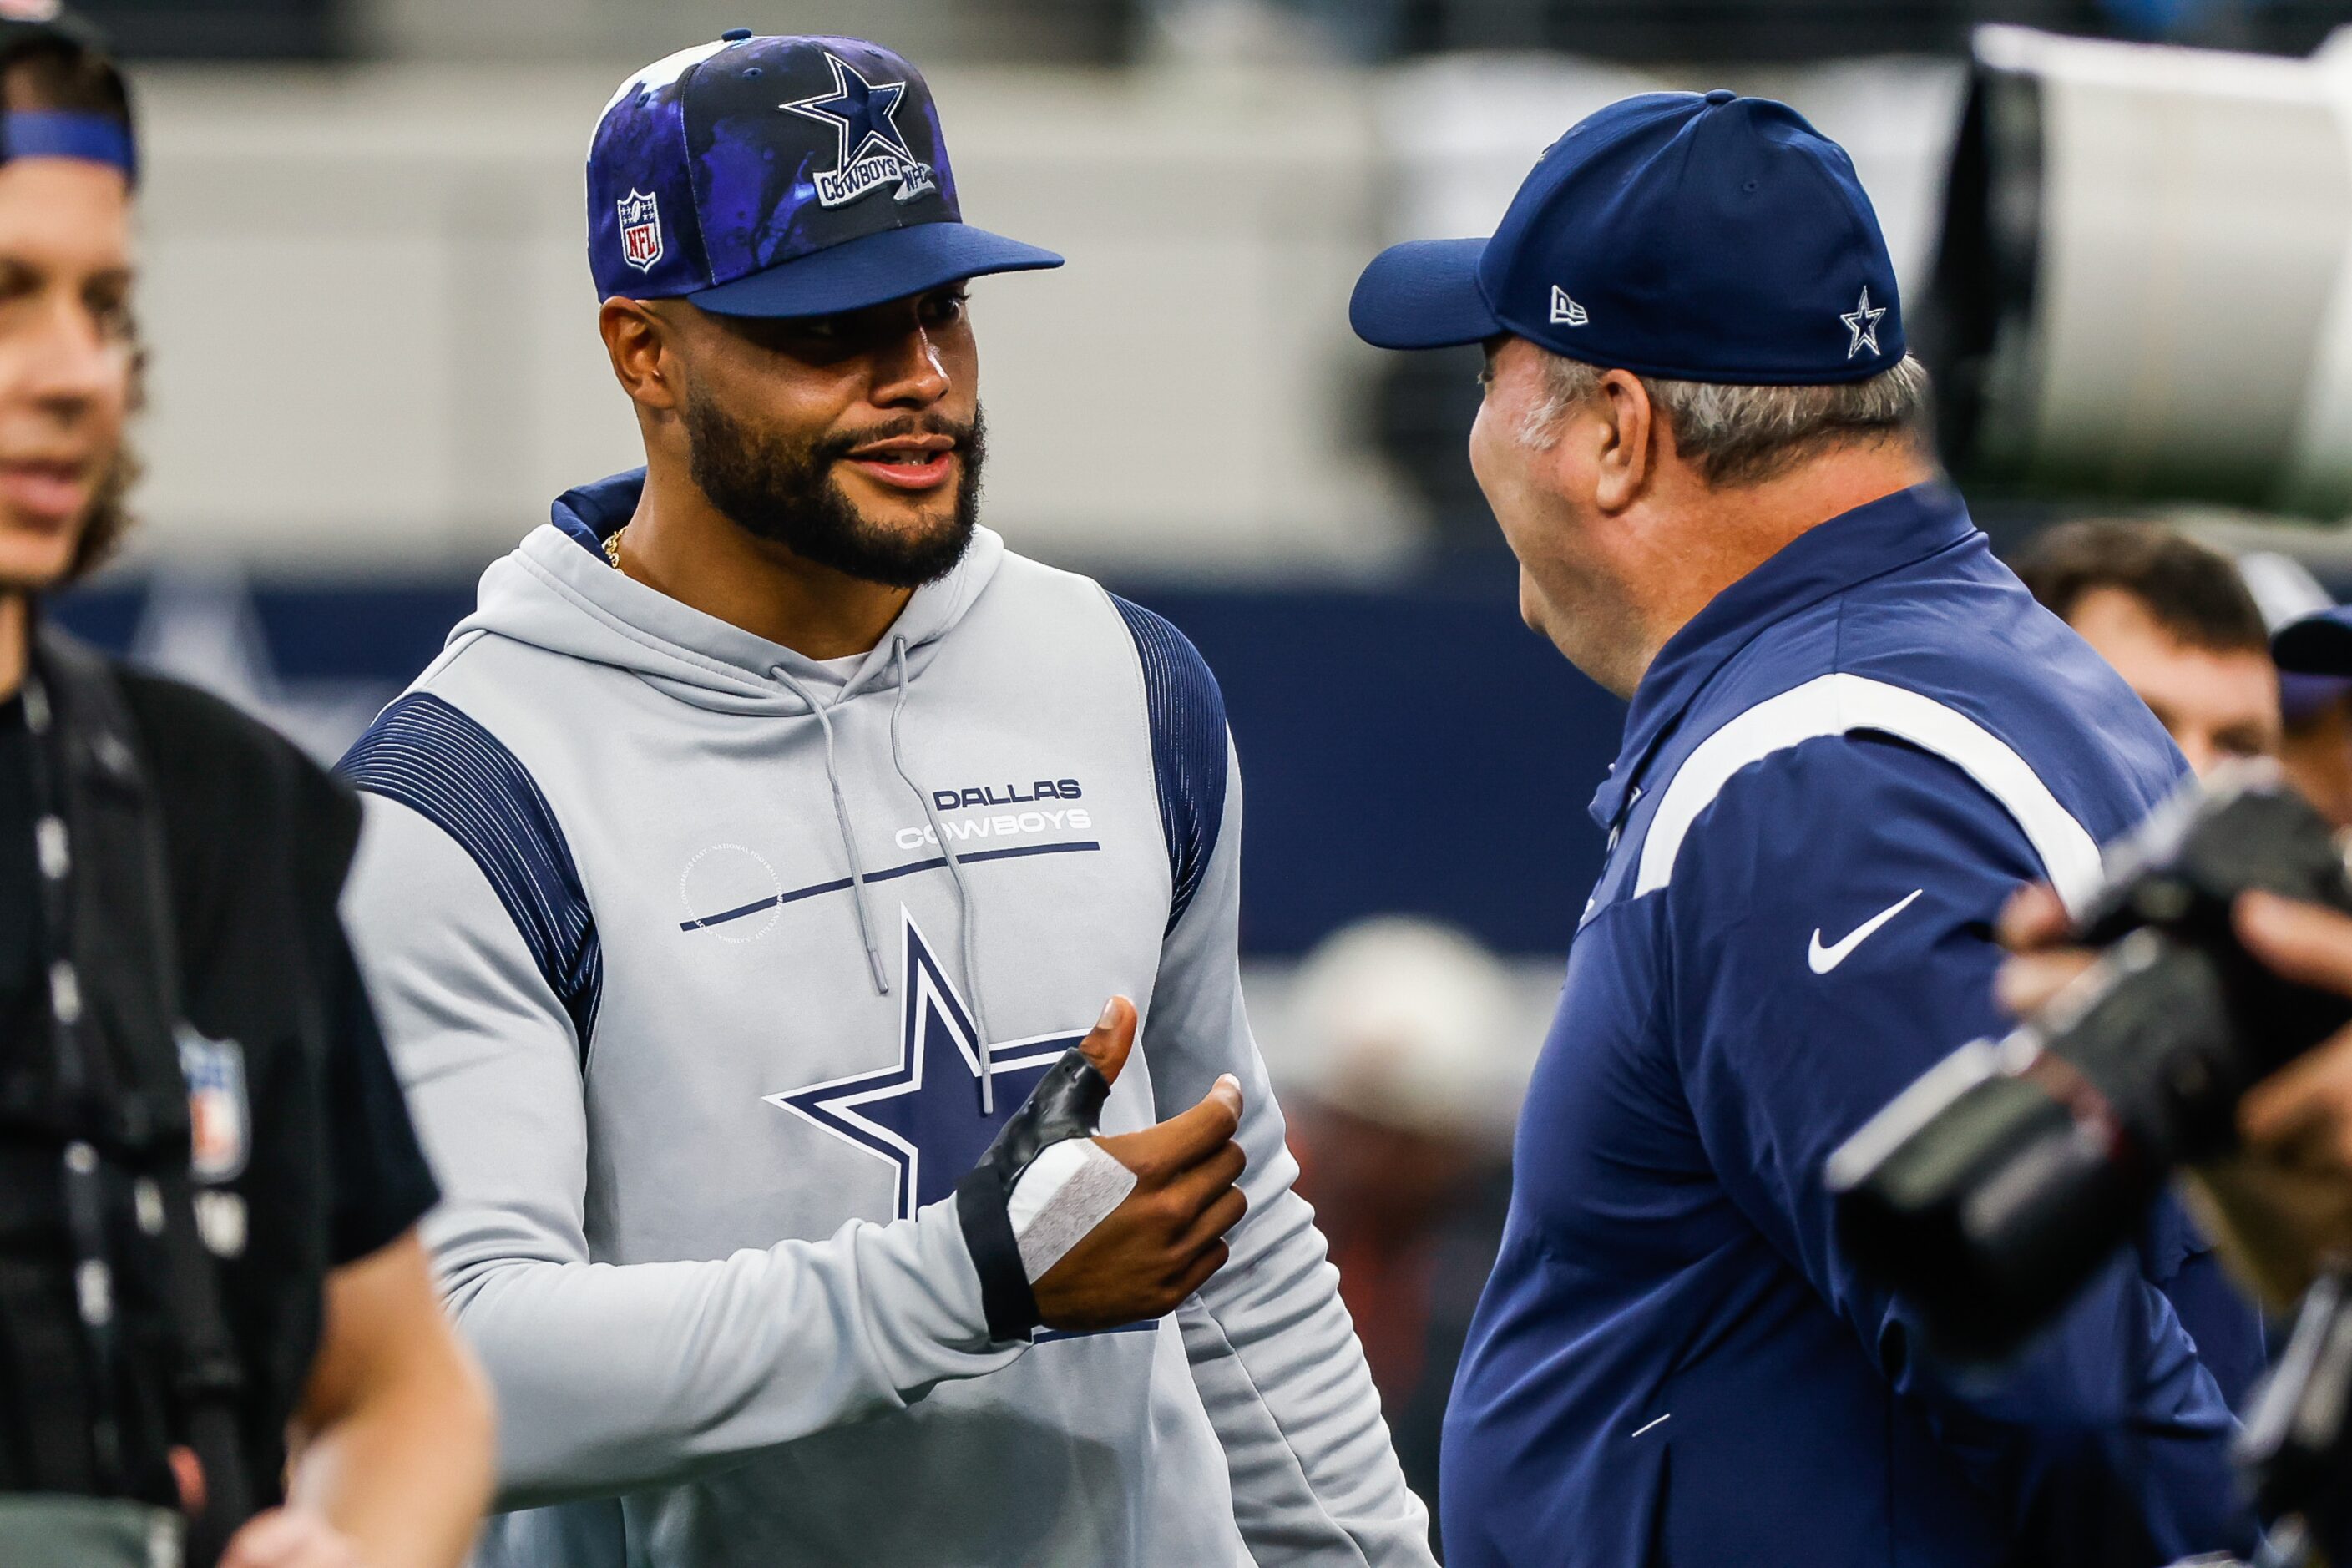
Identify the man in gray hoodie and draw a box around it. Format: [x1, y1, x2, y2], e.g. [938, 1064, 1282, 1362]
[337, 30, 1433, 1568]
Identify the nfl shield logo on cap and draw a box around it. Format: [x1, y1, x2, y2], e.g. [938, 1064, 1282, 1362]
[618, 190, 663, 273]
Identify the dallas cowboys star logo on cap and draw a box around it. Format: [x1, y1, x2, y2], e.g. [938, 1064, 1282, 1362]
[766, 909, 1086, 1218]
[783, 53, 913, 166]
[781, 53, 936, 209]
[1840, 286, 1886, 360]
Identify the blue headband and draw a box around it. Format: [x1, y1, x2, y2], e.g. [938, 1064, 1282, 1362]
[3, 111, 134, 180]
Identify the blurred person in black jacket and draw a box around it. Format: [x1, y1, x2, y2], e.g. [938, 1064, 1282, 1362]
[0, 9, 492, 1566]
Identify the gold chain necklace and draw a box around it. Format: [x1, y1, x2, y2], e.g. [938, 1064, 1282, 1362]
[604, 524, 627, 569]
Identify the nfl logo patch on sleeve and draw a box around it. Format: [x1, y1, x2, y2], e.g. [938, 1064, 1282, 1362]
[618, 190, 664, 273]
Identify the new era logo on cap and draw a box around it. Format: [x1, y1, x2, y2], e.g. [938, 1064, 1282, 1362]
[586, 32, 1060, 318]
[1550, 286, 1589, 327]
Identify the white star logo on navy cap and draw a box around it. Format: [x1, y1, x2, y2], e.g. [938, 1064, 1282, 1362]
[1841, 286, 1886, 360]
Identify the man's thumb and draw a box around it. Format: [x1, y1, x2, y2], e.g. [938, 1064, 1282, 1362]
[1079, 996, 1137, 1086]
[1206, 1072, 1242, 1121]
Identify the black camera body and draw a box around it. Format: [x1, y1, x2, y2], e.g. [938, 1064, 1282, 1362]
[1828, 766, 2352, 1358]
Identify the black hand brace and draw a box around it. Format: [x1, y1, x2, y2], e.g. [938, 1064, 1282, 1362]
[954, 1047, 1114, 1341]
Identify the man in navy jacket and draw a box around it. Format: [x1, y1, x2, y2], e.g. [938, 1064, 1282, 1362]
[1350, 91, 2264, 1566]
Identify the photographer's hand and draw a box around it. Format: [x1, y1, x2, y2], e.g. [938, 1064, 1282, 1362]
[1990, 882, 2092, 1013]
[219, 1507, 363, 1568]
[1997, 884, 2352, 1306]
[2233, 893, 2352, 1174]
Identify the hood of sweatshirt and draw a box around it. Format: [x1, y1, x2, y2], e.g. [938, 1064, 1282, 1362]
[453, 468, 1005, 719]
[441, 467, 1015, 1019]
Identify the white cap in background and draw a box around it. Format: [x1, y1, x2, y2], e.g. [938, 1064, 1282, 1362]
[2238, 549, 2335, 634]
[1283, 916, 1525, 1151]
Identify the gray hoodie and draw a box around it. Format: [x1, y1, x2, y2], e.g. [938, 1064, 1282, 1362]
[338, 471, 1433, 1567]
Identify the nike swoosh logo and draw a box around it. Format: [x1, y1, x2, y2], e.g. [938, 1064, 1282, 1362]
[1808, 888, 1925, 975]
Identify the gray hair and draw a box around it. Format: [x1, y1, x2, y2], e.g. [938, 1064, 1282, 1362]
[1519, 350, 1931, 487]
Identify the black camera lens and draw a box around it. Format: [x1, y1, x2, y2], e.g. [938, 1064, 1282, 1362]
[1828, 940, 2229, 1357]
[1829, 771, 2352, 1358]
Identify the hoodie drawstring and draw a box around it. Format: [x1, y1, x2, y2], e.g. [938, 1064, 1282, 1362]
[887, 635, 998, 1114]
[769, 663, 890, 997]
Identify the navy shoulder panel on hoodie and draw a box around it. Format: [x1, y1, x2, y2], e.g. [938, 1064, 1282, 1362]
[1110, 595, 1229, 933]
[341, 691, 603, 1052]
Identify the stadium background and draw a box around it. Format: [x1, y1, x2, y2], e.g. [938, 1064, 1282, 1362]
[55, 0, 2352, 1529]
[82, 0, 2341, 986]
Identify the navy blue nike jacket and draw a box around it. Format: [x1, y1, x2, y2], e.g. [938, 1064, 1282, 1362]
[1439, 483, 2266, 1567]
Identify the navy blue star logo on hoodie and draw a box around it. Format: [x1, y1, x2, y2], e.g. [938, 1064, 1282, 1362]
[768, 910, 1084, 1219]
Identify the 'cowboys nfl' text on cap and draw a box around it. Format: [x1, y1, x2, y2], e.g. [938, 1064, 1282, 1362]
[587, 32, 1062, 319]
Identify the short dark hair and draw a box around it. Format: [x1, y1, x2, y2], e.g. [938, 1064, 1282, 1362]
[1, 13, 138, 582]
[2010, 519, 2269, 655]
[1, 18, 129, 122]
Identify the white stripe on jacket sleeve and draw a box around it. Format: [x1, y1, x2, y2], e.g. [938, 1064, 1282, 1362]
[1632, 673, 2104, 914]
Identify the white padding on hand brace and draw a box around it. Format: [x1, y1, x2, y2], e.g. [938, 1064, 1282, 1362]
[1007, 1138, 1138, 1282]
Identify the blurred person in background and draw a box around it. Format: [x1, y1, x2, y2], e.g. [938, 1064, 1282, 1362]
[1350, 89, 2263, 1568]
[2172, 594, 2352, 1304]
[1995, 846, 2352, 1566]
[2250, 553, 2352, 829]
[338, 31, 1429, 1568]
[2011, 518, 2280, 776]
[1282, 917, 1520, 1560]
[0, 8, 492, 1567]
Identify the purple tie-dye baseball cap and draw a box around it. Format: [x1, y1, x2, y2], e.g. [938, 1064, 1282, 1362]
[587, 32, 1062, 317]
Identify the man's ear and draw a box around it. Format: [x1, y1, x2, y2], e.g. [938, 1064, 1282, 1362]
[599, 297, 680, 414]
[1591, 369, 1657, 514]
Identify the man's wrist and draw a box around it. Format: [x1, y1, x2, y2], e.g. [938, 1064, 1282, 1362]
[953, 1165, 1039, 1342]
[951, 1042, 1120, 1341]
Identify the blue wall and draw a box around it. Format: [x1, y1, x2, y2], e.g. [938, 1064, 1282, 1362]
[1137, 579, 1625, 954]
[57, 566, 1626, 957]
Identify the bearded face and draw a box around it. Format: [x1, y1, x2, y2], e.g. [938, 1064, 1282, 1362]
[680, 373, 984, 590]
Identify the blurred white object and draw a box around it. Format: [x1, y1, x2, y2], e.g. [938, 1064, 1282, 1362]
[1282, 916, 1526, 1149]
[1373, 54, 1964, 306]
[2238, 548, 2336, 633]
[1373, 54, 1662, 246]
[1139, 0, 1339, 67]
[1937, 25, 2352, 515]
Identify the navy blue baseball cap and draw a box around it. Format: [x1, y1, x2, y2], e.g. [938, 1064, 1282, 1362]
[1350, 90, 1903, 384]
[588, 32, 1061, 317]
[2274, 606, 2352, 678]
